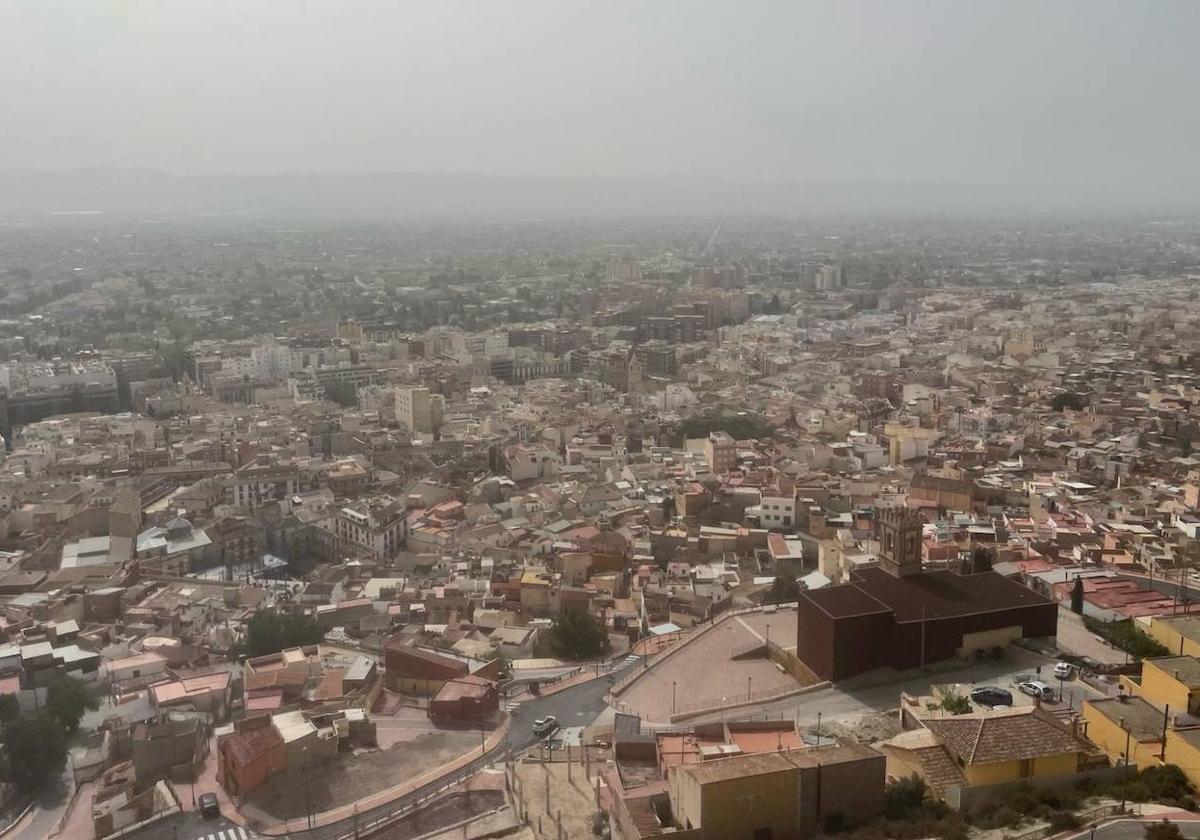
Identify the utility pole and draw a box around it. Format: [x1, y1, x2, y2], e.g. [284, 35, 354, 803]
[1120, 722, 1131, 813]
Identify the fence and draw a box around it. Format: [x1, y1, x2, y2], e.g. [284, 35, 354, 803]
[672, 681, 801, 720]
[502, 667, 582, 698]
[946, 765, 1130, 812]
[1001, 803, 1125, 840]
[610, 604, 769, 696]
[255, 720, 512, 840]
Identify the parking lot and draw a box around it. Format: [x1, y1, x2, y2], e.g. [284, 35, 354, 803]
[678, 643, 1113, 729]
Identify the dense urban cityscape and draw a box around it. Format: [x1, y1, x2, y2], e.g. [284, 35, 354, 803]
[0, 212, 1198, 840]
[6, 2, 1200, 839]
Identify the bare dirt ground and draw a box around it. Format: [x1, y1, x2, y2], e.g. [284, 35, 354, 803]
[247, 730, 479, 821]
[816, 710, 902, 745]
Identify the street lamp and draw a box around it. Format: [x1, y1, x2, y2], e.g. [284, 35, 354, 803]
[672, 681, 677, 715]
[747, 676, 752, 700]
[302, 746, 313, 831]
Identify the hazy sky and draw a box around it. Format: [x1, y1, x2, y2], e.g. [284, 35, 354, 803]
[2, 1, 1198, 188]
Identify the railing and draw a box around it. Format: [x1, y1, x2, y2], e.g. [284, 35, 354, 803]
[1001, 804, 1126, 840]
[611, 604, 769, 696]
[670, 682, 803, 718]
[501, 666, 585, 699]
[255, 723, 514, 840]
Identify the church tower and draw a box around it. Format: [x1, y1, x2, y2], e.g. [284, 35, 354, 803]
[878, 506, 924, 578]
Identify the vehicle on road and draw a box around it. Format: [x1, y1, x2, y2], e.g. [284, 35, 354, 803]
[199, 793, 221, 818]
[1018, 680, 1054, 700]
[970, 686, 1013, 707]
[1053, 661, 1074, 680]
[532, 716, 558, 736]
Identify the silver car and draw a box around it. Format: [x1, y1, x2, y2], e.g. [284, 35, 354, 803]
[1018, 680, 1054, 700]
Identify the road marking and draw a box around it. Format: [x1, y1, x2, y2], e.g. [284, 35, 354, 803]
[735, 616, 765, 642]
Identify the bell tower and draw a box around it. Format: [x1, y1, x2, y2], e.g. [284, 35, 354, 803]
[878, 507, 924, 578]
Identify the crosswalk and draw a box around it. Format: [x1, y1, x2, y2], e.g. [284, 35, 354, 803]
[622, 654, 640, 666]
[195, 827, 256, 840]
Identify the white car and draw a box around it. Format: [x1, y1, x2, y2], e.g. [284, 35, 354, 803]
[1053, 662, 1074, 680]
[1018, 680, 1054, 700]
[532, 716, 558, 737]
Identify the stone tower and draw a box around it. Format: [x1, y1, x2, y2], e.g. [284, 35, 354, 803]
[878, 506, 924, 578]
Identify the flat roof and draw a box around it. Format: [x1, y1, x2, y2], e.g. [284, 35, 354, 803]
[1145, 656, 1200, 689]
[1152, 614, 1200, 645]
[679, 744, 880, 785]
[805, 567, 1052, 623]
[1086, 696, 1165, 742]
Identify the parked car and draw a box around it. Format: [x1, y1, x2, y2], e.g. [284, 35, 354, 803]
[199, 793, 220, 818]
[1053, 662, 1074, 680]
[532, 716, 558, 737]
[970, 686, 1013, 707]
[1018, 680, 1055, 700]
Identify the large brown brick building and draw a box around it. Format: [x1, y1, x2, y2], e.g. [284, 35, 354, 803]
[796, 508, 1057, 681]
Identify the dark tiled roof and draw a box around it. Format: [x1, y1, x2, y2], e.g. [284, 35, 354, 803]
[924, 707, 1086, 765]
[225, 725, 283, 767]
[851, 567, 1053, 623]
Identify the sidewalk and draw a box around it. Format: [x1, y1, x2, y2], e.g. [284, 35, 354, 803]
[508, 669, 608, 703]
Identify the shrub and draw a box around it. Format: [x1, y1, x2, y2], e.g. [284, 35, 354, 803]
[1082, 616, 1170, 658]
[1145, 819, 1184, 840]
[990, 806, 1024, 829]
[939, 693, 972, 715]
[1048, 810, 1081, 831]
[884, 776, 928, 820]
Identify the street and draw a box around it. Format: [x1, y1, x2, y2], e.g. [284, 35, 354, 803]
[115, 655, 638, 840]
[1069, 818, 1200, 839]
[5, 757, 73, 840]
[108, 812, 256, 840]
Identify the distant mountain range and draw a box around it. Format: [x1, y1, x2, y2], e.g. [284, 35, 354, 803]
[0, 168, 1195, 220]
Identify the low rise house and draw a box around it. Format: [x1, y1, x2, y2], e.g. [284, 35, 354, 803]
[884, 706, 1095, 801]
[428, 674, 499, 722]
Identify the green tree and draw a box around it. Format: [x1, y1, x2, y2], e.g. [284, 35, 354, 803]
[970, 546, 995, 573]
[237, 610, 324, 658]
[324, 379, 359, 408]
[764, 574, 800, 605]
[547, 610, 610, 660]
[1051, 391, 1086, 412]
[1, 712, 68, 792]
[0, 694, 18, 724]
[46, 674, 100, 734]
[1145, 819, 1184, 840]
